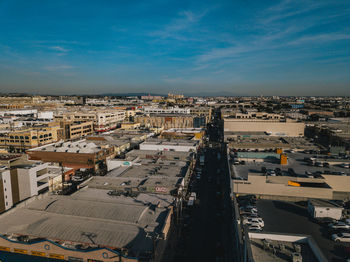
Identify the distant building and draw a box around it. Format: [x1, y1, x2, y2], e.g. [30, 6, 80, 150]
[0, 125, 61, 152]
[168, 93, 184, 99]
[135, 114, 207, 129]
[55, 110, 125, 132]
[224, 118, 305, 137]
[144, 106, 191, 114]
[160, 128, 205, 140]
[59, 121, 94, 140]
[141, 94, 163, 100]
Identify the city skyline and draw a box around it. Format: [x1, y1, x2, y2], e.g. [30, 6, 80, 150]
[1, 0, 350, 95]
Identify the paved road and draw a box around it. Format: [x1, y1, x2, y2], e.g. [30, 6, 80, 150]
[171, 109, 236, 262]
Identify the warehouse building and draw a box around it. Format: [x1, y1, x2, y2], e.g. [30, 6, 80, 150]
[27, 140, 115, 171]
[0, 190, 173, 261]
[224, 118, 305, 137]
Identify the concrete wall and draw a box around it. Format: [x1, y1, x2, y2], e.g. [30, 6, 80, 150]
[224, 119, 305, 137]
[323, 175, 350, 192]
[16, 163, 50, 201]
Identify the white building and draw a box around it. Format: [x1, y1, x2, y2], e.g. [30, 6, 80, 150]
[96, 111, 125, 132]
[144, 106, 191, 115]
[0, 109, 37, 117]
[57, 110, 126, 132]
[12, 162, 63, 201]
[37, 111, 54, 120]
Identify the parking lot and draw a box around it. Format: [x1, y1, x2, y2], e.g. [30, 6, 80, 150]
[256, 199, 350, 262]
[231, 152, 350, 179]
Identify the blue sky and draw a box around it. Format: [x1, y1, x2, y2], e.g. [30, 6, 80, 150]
[0, 0, 349, 95]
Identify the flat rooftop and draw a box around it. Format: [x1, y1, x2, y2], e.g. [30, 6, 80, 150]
[309, 199, 343, 208]
[28, 140, 102, 154]
[0, 191, 171, 254]
[107, 163, 188, 179]
[227, 136, 318, 151]
[125, 149, 193, 161]
[232, 151, 350, 180]
[86, 175, 183, 194]
[141, 138, 199, 147]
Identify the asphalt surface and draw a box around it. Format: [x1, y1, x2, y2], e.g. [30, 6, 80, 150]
[171, 110, 235, 262]
[257, 199, 350, 262]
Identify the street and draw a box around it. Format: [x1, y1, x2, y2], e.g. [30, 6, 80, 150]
[171, 109, 235, 262]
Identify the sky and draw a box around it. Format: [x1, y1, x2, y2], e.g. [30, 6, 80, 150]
[0, 0, 350, 96]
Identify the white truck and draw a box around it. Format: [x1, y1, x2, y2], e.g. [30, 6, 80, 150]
[308, 199, 343, 221]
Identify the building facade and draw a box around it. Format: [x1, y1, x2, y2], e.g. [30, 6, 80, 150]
[135, 114, 207, 129]
[0, 125, 61, 152]
[60, 121, 94, 140]
[56, 110, 125, 132]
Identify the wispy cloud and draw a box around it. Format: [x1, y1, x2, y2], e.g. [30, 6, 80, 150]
[150, 9, 209, 41]
[288, 33, 350, 45]
[191, 1, 350, 72]
[50, 45, 69, 52]
[44, 65, 73, 71]
[261, 1, 328, 25]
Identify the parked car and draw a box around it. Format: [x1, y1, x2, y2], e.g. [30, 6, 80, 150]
[243, 217, 264, 227]
[267, 169, 276, 176]
[315, 162, 323, 167]
[329, 222, 350, 230]
[242, 213, 261, 219]
[332, 232, 350, 242]
[305, 171, 313, 178]
[240, 206, 258, 213]
[313, 217, 336, 225]
[248, 224, 263, 231]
